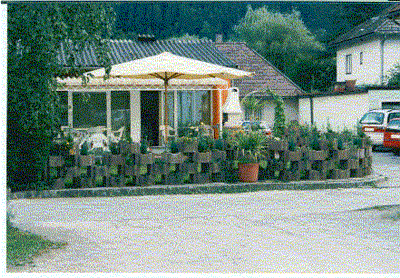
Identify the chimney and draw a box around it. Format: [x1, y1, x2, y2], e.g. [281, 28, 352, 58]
[137, 34, 156, 42]
[215, 34, 223, 43]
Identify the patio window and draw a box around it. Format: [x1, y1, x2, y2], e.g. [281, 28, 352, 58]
[177, 90, 210, 127]
[111, 91, 130, 135]
[59, 91, 68, 127]
[73, 92, 106, 128]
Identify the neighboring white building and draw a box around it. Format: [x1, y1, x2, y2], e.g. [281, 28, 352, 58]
[334, 15, 400, 86]
[299, 4, 400, 131]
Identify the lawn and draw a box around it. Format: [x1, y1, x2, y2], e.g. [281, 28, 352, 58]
[7, 224, 66, 268]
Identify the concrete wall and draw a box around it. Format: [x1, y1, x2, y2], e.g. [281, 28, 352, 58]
[368, 89, 400, 110]
[299, 93, 369, 132]
[336, 37, 400, 86]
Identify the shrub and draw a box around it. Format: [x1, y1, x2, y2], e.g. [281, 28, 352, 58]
[169, 139, 179, 154]
[80, 141, 89, 155]
[109, 142, 120, 155]
[235, 131, 266, 163]
[214, 138, 225, 151]
[198, 136, 213, 153]
[140, 140, 149, 154]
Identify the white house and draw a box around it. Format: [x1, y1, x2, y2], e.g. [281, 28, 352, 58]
[299, 4, 400, 131]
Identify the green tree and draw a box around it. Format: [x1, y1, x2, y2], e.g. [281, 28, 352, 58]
[7, 3, 115, 191]
[388, 64, 400, 87]
[234, 6, 335, 92]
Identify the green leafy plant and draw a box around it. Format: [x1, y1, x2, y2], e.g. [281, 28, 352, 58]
[80, 141, 89, 156]
[169, 139, 180, 154]
[140, 140, 149, 154]
[198, 136, 213, 153]
[214, 138, 225, 151]
[7, 3, 115, 192]
[261, 90, 285, 138]
[309, 126, 321, 150]
[125, 153, 135, 166]
[234, 131, 266, 163]
[288, 135, 298, 151]
[109, 142, 120, 155]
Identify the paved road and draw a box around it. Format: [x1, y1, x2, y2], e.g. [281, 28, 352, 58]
[372, 150, 400, 187]
[8, 151, 400, 273]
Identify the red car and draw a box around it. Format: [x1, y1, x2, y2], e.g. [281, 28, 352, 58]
[383, 118, 400, 154]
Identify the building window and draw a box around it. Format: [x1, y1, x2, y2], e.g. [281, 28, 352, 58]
[360, 52, 363, 65]
[59, 91, 68, 127]
[73, 92, 106, 128]
[345, 54, 352, 74]
[111, 91, 130, 135]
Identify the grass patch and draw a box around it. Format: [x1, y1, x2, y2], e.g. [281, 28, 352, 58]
[7, 225, 66, 267]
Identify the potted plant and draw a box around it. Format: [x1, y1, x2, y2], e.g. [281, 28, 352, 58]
[235, 131, 266, 182]
[79, 141, 93, 167]
[195, 136, 212, 163]
[212, 138, 227, 161]
[109, 141, 124, 166]
[178, 136, 198, 153]
[286, 135, 302, 161]
[138, 140, 153, 165]
[165, 139, 183, 164]
[49, 141, 66, 168]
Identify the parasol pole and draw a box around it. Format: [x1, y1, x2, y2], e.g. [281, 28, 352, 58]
[164, 81, 169, 145]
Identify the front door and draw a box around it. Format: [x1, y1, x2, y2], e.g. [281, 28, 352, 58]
[140, 91, 159, 146]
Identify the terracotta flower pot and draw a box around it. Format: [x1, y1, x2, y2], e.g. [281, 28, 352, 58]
[238, 163, 259, 183]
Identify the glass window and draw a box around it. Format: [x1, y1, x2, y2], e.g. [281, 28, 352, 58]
[359, 52, 363, 65]
[73, 92, 106, 128]
[111, 91, 130, 135]
[59, 91, 68, 127]
[360, 112, 384, 124]
[177, 90, 210, 127]
[345, 54, 352, 74]
[387, 119, 400, 130]
[388, 112, 400, 123]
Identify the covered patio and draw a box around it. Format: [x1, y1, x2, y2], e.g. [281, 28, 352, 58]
[57, 76, 230, 150]
[57, 52, 251, 152]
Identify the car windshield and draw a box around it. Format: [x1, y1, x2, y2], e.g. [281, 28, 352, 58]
[388, 112, 400, 123]
[360, 112, 384, 124]
[388, 119, 400, 130]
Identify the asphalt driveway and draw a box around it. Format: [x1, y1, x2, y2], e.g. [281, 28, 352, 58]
[7, 151, 400, 273]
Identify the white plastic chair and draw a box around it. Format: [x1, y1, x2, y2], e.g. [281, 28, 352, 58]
[110, 126, 125, 143]
[159, 125, 177, 145]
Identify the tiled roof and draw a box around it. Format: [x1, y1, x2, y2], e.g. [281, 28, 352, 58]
[331, 4, 400, 47]
[215, 41, 306, 97]
[58, 38, 236, 69]
[388, 3, 400, 15]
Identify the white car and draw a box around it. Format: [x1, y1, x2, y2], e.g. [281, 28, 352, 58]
[360, 109, 400, 147]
